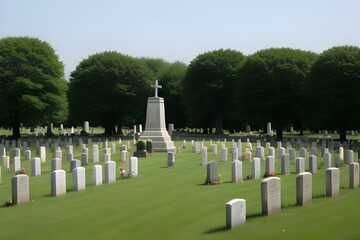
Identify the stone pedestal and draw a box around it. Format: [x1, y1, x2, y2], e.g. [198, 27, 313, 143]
[139, 97, 175, 152]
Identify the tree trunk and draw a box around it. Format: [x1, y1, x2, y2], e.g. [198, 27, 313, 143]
[214, 116, 224, 135]
[12, 121, 21, 140]
[339, 128, 347, 142]
[104, 123, 114, 135]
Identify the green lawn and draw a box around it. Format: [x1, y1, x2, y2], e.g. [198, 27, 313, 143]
[0, 140, 359, 240]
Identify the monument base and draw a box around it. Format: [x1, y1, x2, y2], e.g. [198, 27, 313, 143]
[139, 129, 175, 152]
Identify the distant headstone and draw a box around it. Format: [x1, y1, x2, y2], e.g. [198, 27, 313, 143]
[80, 152, 88, 166]
[232, 160, 243, 183]
[31, 157, 41, 176]
[265, 156, 275, 176]
[72, 167, 86, 191]
[288, 148, 296, 161]
[344, 150, 354, 165]
[326, 168, 339, 197]
[252, 157, 261, 179]
[261, 177, 281, 216]
[129, 157, 138, 176]
[105, 161, 116, 184]
[83, 121, 89, 133]
[93, 165, 102, 186]
[339, 147, 344, 161]
[70, 159, 81, 172]
[266, 122, 273, 136]
[167, 151, 175, 167]
[121, 150, 128, 162]
[324, 152, 332, 169]
[40, 146, 46, 162]
[91, 144, 99, 163]
[296, 157, 305, 174]
[12, 174, 29, 204]
[296, 172, 312, 206]
[14, 156, 21, 172]
[308, 155, 317, 174]
[206, 161, 217, 184]
[349, 162, 359, 189]
[212, 144, 218, 156]
[232, 147, 238, 162]
[268, 147, 275, 158]
[300, 147, 307, 159]
[2, 155, 10, 168]
[281, 154, 290, 175]
[201, 147, 208, 166]
[104, 153, 111, 163]
[221, 147, 228, 162]
[237, 139, 242, 160]
[51, 158, 62, 172]
[279, 147, 286, 160]
[24, 150, 31, 161]
[168, 123, 174, 136]
[225, 198, 246, 229]
[51, 170, 66, 196]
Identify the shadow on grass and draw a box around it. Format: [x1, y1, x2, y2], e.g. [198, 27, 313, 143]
[204, 226, 228, 234]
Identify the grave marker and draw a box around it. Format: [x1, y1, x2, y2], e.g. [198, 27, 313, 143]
[51, 170, 66, 196]
[225, 198, 246, 229]
[261, 177, 281, 216]
[12, 174, 29, 204]
[296, 172, 312, 206]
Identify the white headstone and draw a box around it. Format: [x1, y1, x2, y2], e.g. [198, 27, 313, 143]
[14, 156, 21, 172]
[104, 153, 111, 163]
[281, 154, 290, 175]
[24, 150, 31, 161]
[40, 146, 46, 162]
[324, 152, 332, 169]
[201, 147, 208, 166]
[72, 167, 86, 191]
[51, 170, 66, 196]
[308, 155, 317, 174]
[226, 198, 246, 229]
[344, 150, 354, 165]
[265, 156, 275, 176]
[121, 150, 128, 162]
[349, 162, 359, 189]
[232, 147, 238, 162]
[221, 147, 228, 162]
[206, 161, 217, 184]
[51, 158, 62, 172]
[296, 172, 312, 206]
[129, 157, 138, 176]
[93, 144, 99, 163]
[232, 160, 243, 183]
[105, 161, 116, 184]
[296, 157, 305, 174]
[93, 165, 102, 186]
[167, 151, 175, 167]
[261, 177, 281, 216]
[252, 157, 261, 179]
[31, 157, 41, 176]
[12, 174, 29, 204]
[70, 159, 81, 172]
[326, 167, 339, 197]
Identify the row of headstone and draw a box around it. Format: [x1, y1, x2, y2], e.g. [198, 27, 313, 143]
[225, 166, 356, 229]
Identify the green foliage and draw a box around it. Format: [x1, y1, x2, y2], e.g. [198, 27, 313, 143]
[136, 140, 146, 151]
[183, 49, 245, 134]
[304, 46, 360, 142]
[146, 140, 152, 153]
[0, 37, 68, 139]
[68, 51, 153, 135]
[238, 48, 317, 138]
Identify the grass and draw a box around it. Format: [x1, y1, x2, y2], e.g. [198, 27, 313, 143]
[0, 140, 359, 240]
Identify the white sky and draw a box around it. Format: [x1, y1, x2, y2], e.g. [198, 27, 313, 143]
[1, 0, 359, 79]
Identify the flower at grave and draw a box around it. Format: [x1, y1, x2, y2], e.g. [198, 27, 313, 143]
[21, 167, 26, 174]
[270, 172, 275, 176]
[119, 167, 126, 178]
[3, 200, 13, 207]
[247, 175, 252, 179]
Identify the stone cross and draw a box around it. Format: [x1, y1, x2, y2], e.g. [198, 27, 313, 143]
[151, 80, 162, 97]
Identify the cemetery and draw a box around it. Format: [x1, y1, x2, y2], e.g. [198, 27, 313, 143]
[0, 134, 359, 239]
[0, 33, 359, 240]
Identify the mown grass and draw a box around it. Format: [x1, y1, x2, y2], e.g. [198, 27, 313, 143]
[0, 140, 359, 240]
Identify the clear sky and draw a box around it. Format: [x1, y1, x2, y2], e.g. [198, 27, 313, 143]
[1, 0, 359, 79]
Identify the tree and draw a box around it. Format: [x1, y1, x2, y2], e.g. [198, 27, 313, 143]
[68, 51, 153, 135]
[0, 37, 68, 139]
[238, 48, 317, 139]
[183, 49, 245, 134]
[304, 46, 360, 142]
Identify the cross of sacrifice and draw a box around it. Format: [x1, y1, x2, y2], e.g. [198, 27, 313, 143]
[151, 80, 162, 97]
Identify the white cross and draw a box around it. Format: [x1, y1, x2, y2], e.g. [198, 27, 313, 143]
[150, 80, 162, 97]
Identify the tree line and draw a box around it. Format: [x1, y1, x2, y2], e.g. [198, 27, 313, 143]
[0, 37, 359, 141]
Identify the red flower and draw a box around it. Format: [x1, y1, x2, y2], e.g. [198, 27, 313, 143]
[21, 167, 26, 174]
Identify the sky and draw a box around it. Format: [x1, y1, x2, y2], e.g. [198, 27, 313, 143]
[1, 0, 359, 80]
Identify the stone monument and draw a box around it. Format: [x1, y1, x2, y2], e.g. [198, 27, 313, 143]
[139, 80, 175, 152]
